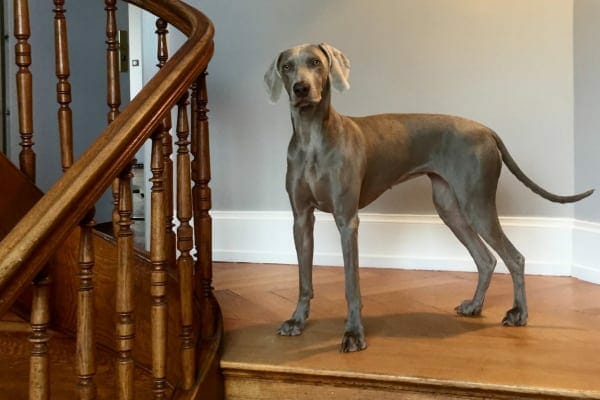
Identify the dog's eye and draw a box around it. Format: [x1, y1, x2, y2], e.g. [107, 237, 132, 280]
[281, 64, 291, 72]
[311, 59, 321, 66]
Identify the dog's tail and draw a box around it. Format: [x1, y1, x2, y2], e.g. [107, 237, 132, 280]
[492, 132, 594, 203]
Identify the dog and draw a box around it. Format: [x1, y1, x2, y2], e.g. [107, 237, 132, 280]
[264, 43, 593, 352]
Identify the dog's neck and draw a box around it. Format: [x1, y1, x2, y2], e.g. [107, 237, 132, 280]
[289, 83, 341, 146]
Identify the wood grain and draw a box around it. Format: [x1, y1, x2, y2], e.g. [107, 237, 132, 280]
[176, 90, 196, 389]
[0, 0, 214, 318]
[191, 72, 215, 340]
[216, 263, 600, 399]
[14, 0, 35, 180]
[1, 1, 221, 397]
[0, 316, 167, 399]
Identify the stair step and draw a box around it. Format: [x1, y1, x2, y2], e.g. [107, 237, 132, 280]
[223, 364, 594, 400]
[0, 313, 171, 399]
[215, 263, 600, 400]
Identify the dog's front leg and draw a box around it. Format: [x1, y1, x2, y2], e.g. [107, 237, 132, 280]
[335, 213, 367, 352]
[278, 207, 315, 336]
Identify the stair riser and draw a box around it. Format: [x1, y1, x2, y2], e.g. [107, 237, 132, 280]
[223, 370, 595, 400]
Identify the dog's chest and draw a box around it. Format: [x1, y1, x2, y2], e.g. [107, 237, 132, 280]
[299, 147, 329, 184]
[287, 143, 341, 211]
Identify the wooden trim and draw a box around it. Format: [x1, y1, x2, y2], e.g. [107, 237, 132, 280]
[223, 368, 595, 400]
[0, 0, 6, 154]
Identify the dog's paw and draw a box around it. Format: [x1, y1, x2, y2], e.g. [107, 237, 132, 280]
[455, 300, 483, 317]
[502, 307, 527, 326]
[277, 319, 305, 336]
[339, 329, 367, 353]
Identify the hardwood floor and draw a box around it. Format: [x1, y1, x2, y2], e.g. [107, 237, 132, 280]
[214, 262, 600, 399]
[3, 264, 599, 399]
[0, 312, 168, 399]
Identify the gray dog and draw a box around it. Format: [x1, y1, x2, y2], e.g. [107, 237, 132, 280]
[264, 43, 593, 352]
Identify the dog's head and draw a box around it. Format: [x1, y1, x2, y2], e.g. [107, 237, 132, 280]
[264, 43, 350, 108]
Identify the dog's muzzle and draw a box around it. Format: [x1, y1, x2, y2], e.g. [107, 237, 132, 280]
[292, 81, 319, 108]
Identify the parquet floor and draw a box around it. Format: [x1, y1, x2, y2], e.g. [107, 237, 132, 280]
[0, 312, 163, 399]
[214, 262, 600, 397]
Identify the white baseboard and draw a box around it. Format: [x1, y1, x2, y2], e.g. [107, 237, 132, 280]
[572, 220, 600, 284]
[212, 211, 600, 283]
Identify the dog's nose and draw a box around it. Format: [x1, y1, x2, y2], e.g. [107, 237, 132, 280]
[293, 82, 310, 98]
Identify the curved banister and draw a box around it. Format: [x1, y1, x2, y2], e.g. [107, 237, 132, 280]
[0, 0, 215, 316]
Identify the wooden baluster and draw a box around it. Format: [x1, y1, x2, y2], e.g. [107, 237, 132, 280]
[106, 0, 121, 236]
[105, 0, 120, 124]
[150, 126, 168, 399]
[29, 275, 51, 400]
[14, 0, 35, 180]
[116, 166, 135, 400]
[77, 210, 97, 400]
[191, 71, 215, 339]
[106, 2, 135, 399]
[175, 91, 195, 389]
[155, 18, 176, 266]
[15, 1, 49, 398]
[54, 1, 97, 398]
[53, 0, 73, 172]
[150, 19, 173, 398]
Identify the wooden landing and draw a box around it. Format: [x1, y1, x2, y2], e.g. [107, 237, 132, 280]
[214, 263, 600, 400]
[0, 312, 169, 399]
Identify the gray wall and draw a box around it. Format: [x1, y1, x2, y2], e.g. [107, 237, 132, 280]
[186, 0, 578, 217]
[6, 2, 129, 223]
[574, 0, 600, 223]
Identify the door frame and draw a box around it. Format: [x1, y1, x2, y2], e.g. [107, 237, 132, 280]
[1, 0, 7, 154]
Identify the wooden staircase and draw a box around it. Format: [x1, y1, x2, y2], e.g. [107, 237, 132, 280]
[0, 311, 161, 398]
[0, 1, 221, 398]
[0, 148, 223, 398]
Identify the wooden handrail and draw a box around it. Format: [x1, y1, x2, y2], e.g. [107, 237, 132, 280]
[0, 0, 214, 316]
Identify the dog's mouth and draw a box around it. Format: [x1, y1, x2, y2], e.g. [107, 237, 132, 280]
[293, 97, 320, 109]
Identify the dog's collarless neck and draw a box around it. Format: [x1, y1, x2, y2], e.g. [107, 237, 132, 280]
[291, 103, 341, 145]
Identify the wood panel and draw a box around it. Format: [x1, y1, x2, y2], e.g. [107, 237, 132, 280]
[215, 263, 600, 399]
[0, 152, 41, 240]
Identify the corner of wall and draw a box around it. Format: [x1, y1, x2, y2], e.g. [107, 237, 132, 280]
[572, 220, 600, 283]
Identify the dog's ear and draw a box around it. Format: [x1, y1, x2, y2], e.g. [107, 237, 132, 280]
[264, 53, 283, 103]
[319, 43, 351, 92]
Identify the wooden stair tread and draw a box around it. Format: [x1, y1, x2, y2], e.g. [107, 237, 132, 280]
[215, 263, 600, 399]
[0, 313, 171, 398]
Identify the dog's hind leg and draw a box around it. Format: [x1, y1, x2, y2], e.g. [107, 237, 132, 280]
[278, 206, 315, 336]
[471, 211, 528, 326]
[430, 175, 497, 316]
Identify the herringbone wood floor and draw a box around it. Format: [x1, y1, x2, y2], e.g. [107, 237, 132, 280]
[2, 263, 599, 398]
[0, 311, 164, 398]
[215, 263, 600, 397]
